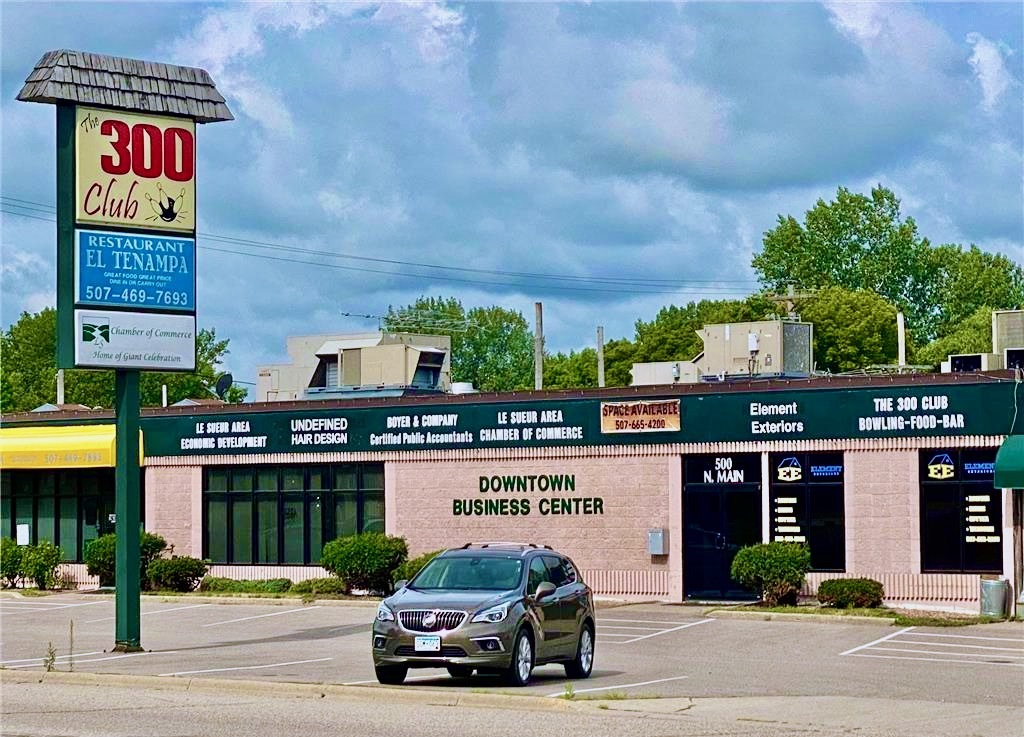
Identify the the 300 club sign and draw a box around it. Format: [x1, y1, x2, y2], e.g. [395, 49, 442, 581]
[75, 106, 196, 233]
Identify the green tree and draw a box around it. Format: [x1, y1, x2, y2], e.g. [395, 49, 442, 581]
[384, 296, 535, 392]
[930, 245, 1024, 337]
[796, 287, 899, 373]
[0, 308, 246, 413]
[753, 186, 939, 338]
[914, 306, 994, 369]
[544, 348, 598, 390]
[633, 295, 776, 363]
[603, 338, 637, 387]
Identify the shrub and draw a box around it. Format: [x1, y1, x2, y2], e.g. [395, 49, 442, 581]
[147, 556, 208, 592]
[394, 549, 444, 584]
[198, 576, 292, 594]
[289, 577, 349, 596]
[320, 533, 408, 595]
[817, 578, 885, 608]
[1, 537, 23, 588]
[84, 531, 168, 588]
[730, 542, 811, 607]
[21, 541, 64, 590]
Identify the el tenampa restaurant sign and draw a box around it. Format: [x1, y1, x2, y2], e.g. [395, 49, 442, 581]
[67, 107, 197, 371]
[141, 381, 1014, 457]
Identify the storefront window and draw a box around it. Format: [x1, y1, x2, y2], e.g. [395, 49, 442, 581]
[0, 468, 122, 562]
[920, 449, 1001, 573]
[769, 453, 845, 571]
[202, 464, 385, 565]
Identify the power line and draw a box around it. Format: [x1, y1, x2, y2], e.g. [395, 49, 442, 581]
[0, 197, 760, 296]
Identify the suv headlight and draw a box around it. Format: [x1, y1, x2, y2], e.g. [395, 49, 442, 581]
[471, 603, 510, 624]
[376, 602, 395, 622]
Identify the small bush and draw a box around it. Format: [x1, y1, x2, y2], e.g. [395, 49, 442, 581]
[320, 533, 408, 595]
[289, 577, 349, 596]
[817, 578, 885, 608]
[198, 576, 292, 594]
[21, 541, 64, 590]
[147, 556, 208, 592]
[395, 549, 444, 584]
[84, 531, 168, 588]
[1, 537, 23, 588]
[730, 542, 811, 607]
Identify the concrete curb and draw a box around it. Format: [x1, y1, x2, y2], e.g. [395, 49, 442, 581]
[707, 609, 896, 626]
[0, 669, 579, 712]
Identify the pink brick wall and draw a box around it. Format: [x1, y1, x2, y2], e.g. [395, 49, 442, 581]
[845, 450, 920, 574]
[145, 466, 200, 557]
[391, 457, 672, 578]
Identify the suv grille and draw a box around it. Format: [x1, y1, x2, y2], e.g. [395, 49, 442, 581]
[399, 609, 466, 632]
[394, 645, 467, 657]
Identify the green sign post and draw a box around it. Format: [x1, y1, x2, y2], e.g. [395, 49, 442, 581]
[19, 50, 232, 651]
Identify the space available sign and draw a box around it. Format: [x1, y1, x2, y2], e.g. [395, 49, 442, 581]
[74, 309, 195, 370]
[75, 106, 196, 233]
[75, 229, 195, 312]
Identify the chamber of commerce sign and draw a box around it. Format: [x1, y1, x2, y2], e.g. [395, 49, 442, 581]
[75, 106, 196, 233]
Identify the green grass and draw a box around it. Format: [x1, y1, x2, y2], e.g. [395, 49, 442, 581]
[726, 603, 1002, 627]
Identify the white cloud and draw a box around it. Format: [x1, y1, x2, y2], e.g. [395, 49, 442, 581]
[967, 32, 1016, 112]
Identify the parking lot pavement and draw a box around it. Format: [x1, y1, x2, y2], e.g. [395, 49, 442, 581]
[841, 624, 1024, 668]
[2, 595, 1023, 708]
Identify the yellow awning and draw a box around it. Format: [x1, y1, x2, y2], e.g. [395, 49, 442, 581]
[0, 425, 128, 469]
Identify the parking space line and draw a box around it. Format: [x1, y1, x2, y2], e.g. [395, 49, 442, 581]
[850, 653, 1024, 668]
[343, 674, 442, 685]
[159, 657, 333, 677]
[545, 675, 689, 697]
[599, 618, 699, 625]
[0, 606, 51, 613]
[892, 640, 1024, 652]
[86, 603, 212, 623]
[0, 651, 104, 665]
[597, 625, 665, 631]
[908, 632, 1024, 642]
[872, 646, 1024, 659]
[840, 626, 915, 656]
[202, 606, 321, 627]
[617, 618, 714, 644]
[596, 632, 636, 637]
[4, 651, 178, 669]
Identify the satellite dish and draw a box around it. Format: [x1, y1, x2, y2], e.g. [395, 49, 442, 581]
[215, 373, 233, 400]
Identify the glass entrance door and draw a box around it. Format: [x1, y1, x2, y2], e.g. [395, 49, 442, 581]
[684, 454, 762, 600]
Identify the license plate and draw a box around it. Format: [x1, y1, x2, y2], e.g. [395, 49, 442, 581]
[414, 635, 441, 652]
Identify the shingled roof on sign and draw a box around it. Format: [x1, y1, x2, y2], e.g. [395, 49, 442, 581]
[17, 49, 233, 123]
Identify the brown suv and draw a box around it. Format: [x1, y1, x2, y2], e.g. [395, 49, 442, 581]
[371, 543, 595, 686]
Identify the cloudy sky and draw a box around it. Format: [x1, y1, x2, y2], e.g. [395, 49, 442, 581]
[1, 1, 1021, 395]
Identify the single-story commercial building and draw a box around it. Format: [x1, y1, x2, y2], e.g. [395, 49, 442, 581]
[2, 372, 1022, 613]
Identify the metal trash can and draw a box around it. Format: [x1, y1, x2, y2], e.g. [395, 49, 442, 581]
[980, 578, 1009, 617]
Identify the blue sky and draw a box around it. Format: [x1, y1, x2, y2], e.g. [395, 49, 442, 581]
[1, 1, 1021, 394]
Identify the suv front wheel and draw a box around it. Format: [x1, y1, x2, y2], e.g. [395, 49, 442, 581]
[504, 628, 534, 686]
[375, 664, 407, 685]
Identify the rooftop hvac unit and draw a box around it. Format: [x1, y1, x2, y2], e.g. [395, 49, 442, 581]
[944, 353, 1004, 373]
[993, 310, 1024, 354]
[1005, 348, 1024, 371]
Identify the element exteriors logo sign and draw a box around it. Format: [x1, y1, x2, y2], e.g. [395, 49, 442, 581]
[927, 453, 955, 480]
[777, 456, 802, 481]
[81, 318, 110, 345]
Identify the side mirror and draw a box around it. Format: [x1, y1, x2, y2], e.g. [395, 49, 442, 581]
[393, 579, 408, 593]
[534, 581, 556, 601]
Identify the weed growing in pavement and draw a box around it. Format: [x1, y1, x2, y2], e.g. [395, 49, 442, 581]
[561, 683, 575, 700]
[43, 642, 57, 672]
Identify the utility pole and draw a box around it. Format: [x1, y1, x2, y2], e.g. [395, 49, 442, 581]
[596, 326, 605, 388]
[534, 302, 544, 390]
[56, 369, 64, 405]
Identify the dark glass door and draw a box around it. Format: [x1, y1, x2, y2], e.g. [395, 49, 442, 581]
[684, 454, 762, 600]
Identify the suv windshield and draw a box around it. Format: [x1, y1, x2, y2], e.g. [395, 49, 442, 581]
[412, 555, 523, 591]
